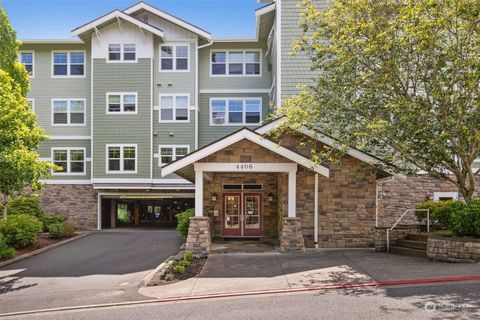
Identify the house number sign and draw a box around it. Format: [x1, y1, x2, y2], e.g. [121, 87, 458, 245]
[236, 164, 254, 170]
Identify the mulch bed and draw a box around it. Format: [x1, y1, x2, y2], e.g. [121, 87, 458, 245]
[148, 256, 207, 286]
[6, 233, 75, 260]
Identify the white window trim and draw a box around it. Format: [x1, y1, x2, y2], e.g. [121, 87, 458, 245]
[19, 50, 35, 78]
[159, 43, 190, 72]
[433, 192, 459, 201]
[210, 49, 262, 77]
[209, 97, 262, 126]
[106, 43, 138, 63]
[27, 98, 35, 112]
[157, 93, 190, 123]
[157, 145, 190, 167]
[105, 144, 138, 174]
[106, 92, 138, 115]
[51, 98, 87, 126]
[51, 147, 87, 176]
[51, 50, 86, 78]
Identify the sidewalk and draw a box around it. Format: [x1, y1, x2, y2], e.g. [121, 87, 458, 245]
[139, 249, 480, 299]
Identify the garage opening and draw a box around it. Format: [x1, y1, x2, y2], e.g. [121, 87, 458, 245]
[101, 197, 194, 229]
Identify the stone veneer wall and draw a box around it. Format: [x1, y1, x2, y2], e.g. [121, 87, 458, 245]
[374, 226, 421, 251]
[377, 175, 480, 228]
[427, 236, 480, 263]
[39, 184, 98, 230]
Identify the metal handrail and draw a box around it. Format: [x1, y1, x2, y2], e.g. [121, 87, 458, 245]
[386, 209, 430, 252]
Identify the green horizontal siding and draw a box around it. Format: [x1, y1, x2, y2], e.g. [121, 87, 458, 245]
[198, 93, 270, 147]
[92, 58, 152, 179]
[20, 44, 91, 136]
[199, 42, 271, 90]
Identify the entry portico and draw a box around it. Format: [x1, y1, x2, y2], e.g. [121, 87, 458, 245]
[162, 128, 330, 252]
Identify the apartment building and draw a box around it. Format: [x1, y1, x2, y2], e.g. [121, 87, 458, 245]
[19, 1, 470, 251]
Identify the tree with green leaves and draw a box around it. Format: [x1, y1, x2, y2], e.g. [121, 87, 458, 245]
[0, 6, 52, 221]
[279, 0, 480, 201]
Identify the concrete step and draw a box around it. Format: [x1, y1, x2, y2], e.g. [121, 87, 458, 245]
[406, 234, 428, 242]
[389, 246, 427, 258]
[397, 239, 427, 250]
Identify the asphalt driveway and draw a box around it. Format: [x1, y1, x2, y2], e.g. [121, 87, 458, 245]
[0, 228, 183, 314]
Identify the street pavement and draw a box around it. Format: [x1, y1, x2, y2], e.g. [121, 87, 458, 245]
[0, 228, 183, 314]
[6, 280, 480, 320]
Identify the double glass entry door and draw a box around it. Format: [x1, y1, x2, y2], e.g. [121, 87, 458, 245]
[222, 193, 262, 237]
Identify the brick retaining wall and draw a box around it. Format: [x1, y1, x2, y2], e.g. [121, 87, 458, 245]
[427, 236, 480, 263]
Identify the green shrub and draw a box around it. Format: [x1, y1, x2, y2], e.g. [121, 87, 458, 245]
[47, 223, 65, 239]
[175, 208, 195, 237]
[178, 259, 191, 267]
[41, 215, 64, 231]
[7, 196, 44, 218]
[165, 273, 175, 281]
[0, 214, 43, 248]
[0, 235, 15, 260]
[416, 200, 465, 230]
[63, 223, 75, 237]
[184, 250, 193, 262]
[173, 264, 185, 274]
[450, 198, 480, 237]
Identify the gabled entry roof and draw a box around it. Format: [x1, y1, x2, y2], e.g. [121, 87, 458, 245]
[161, 128, 330, 180]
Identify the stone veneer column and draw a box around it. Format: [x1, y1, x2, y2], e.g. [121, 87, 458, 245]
[186, 217, 211, 254]
[279, 217, 305, 252]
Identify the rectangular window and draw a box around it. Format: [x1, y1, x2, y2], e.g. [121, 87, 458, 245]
[52, 148, 85, 175]
[108, 44, 136, 62]
[52, 99, 85, 125]
[160, 44, 189, 71]
[52, 51, 85, 77]
[210, 98, 262, 125]
[211, 50, 261, 76]
[107, 145, 137, 173]
[433, 192, 459, 202]
[159, 94, 189, 122]
[158, 145, 190, 166]
[107, 93, 137, 114]
[19, 51, 34, 76]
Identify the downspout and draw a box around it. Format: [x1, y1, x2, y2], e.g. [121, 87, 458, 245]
[195, 39, 214, 150]
[314, 173, 319, 248]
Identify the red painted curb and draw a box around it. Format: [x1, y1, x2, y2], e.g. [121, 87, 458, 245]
[153, 275, 480, 303]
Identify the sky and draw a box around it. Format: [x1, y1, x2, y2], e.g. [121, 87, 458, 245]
[1, 0, 264, 39]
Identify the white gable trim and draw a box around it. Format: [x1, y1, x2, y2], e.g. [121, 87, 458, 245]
[123, 3, 211, 40]
[72, 10, 164, 39]
[256, 118, 385, 168]
[161, 129, 329, 177]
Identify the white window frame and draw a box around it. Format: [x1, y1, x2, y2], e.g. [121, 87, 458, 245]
[51, 147, 86, 176]
[106, 92, 138, 114]
[27, 98, 35, 111]
[209, 97, 262, 126]
[105, 144, 138, 174]
[159, 43, 190, 72]
[107, 43, 137, 63]
[158, 145, 190, 167]
[433, 192, 459, 201]
[51, 98, 86, 126]
[51, 51, 86, 78]
[158, 94, 190, 123]
[210, 49, 262, 77]
[19, 50, 34, 78]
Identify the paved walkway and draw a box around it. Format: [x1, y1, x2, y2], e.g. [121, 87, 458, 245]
[0, 228, 183, 314]
[140, 249, 480, 299]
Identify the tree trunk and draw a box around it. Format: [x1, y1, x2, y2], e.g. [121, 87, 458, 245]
[2, 194, 8, 222]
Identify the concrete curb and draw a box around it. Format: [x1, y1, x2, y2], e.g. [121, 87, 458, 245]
[0, 231, 93, 268]
[140, 255, 175, 287]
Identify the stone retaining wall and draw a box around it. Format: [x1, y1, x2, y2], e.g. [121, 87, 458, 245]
[427, 236, 480, 263]
[279, 217, 305, 252]
[186, 217, 211, 254]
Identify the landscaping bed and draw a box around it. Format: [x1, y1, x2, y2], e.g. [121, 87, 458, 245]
[11, 232, 76, 259]
[145, 250, 207, 286]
